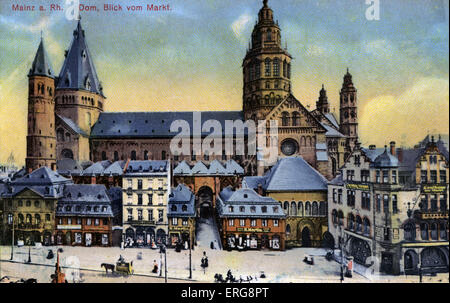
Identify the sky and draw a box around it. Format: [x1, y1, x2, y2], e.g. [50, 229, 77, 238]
[0, 0, 449, 165]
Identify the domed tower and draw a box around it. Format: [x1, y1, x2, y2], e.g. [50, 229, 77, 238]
[243, 0, 292, 122]
[55, 19, 105, 162]
[339, 69, 358, 153]
[26, 37, 57, 172]
[316, 84, 330, 114]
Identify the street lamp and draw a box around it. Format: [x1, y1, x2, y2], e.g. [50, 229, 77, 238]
[159, 240, 167, 283]
[339, 224, 345, 283]
[8, 214, 14, 261]
[188, 238, 192, 279]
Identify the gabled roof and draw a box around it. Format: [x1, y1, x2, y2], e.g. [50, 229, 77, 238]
[57, 184, 113, 217]
[57, 20, 103, 96]
[83, 160, 112, 176]
[244, 157, 328, 192]
[321, 123, 345, 138]
[173, 160, 244, 176]
[217, 187, 285, 218]
[168, 184, 195, 217]
[13, 167, 71, 186]
[29, 38, 54, 78]
[56, 115, 88, 137]
[104, 161, 126, 176]
[125, 160, 168, 175]
[324, 113, 339, 129]
[90, 111, 244, 138]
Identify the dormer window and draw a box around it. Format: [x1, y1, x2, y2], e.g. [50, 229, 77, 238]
[182, 205, 188, 212]
[81, 50, 87, 60]
[85, 76, 91, 90]
[78, 192, 82, 198]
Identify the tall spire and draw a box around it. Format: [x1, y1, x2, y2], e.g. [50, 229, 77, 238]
[29, 36, 54, 78]
[57, 19, 103, 96]
[316, 84, 330, 113]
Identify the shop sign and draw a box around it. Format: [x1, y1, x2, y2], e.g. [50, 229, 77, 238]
[236, 227, 270, 233]
[421, 185, 447, 193]
[57, 225, 82, 230]
[346, 183, 370, 191]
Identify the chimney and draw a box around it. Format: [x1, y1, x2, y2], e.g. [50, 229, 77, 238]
[369, 145, 376, 150]
[257, 183, 263, 196]
[396, 148, 403, 163]
[390, 141, 396, 156]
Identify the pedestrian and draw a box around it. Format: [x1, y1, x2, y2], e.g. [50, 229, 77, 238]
[210, 241, 214, 249]
[152, 260, 158, 273]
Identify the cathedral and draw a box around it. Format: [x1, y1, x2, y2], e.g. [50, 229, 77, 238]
[26, 0, 358, 180]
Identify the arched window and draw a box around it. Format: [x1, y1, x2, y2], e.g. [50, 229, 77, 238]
[348, 213, 355, 230]
[26, 214, 32, 224]
[331, 210, 337, 225]
[430, 223, 438, 240]
[61, 149, 74, 159]
[319, 202, 327, 216]
[281, 112, 289, 126]
[265, 59, 271, 77]
[144, 150, 149, 160]
[283, 60, 287, 77]
[101, 151, 107, 161]
[86, 112, 92, 127]
[267, 29, 272, 41]
[131, 151, 137, 160]
[18, 214, 24, 224]
[273, 58, 280, 76]
[363, 217, 371, 236]
[290, 201, 297, 216]
[404, 223, 416, 241]
[35, 214, 41, 224]
[286, 224, 291, 235]
[65, 133, 71, 142]
[114, 151, 119, 161]
[312, 202, 318, 216]
[298, 202, 304, 217]
[338, 210, 344, 226]
[57, 129, 65, 142]
[356, 216, 362, 233]
[421, 223, 429, 240]
[292, 112, 300, 126]
[283, 201, 289, 215]
[305, 202, 311, 216]
[162, 151, 167, 160]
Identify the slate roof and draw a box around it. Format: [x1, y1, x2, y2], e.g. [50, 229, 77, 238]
[217, 187, 285, 218]
[321, 123, 345, 138]
[57, 184, 113, 217]
[12, 167, 71, 186]
[28, 38, 54, 78]
[361, 148, 385, 162]
[104, 161, 127, 176]
[324, 113, 339, 129]
[57, 20, 103, 96]
[173, 160, 244, 176]
[329, 174, 344, 186]
[56, 158, 85, 176]
[83, 160, 112, 176]
[372, 148, 399, 168]
[90, 111, 245, 138]
[125, 160, 169, 175]
[316, 151, 328, 162]
[168, 184, 195, 218]
[243, 157, 328, 192]
[56, 115, 88, 137]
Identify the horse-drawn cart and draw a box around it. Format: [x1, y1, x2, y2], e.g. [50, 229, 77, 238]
[116, 261, 134, 275]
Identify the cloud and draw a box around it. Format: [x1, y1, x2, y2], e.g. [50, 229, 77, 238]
[362, 39, 395, 58]
[359, 77, 449, 147]
[231, 13, 252, 43]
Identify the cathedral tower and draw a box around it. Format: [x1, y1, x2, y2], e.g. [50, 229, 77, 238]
[243, 0, 292, 121]
[55, 20, 105, 162]
[339, 69, 358, 153]
[316, 84, 330, 114]
[26, 37, 57, 172]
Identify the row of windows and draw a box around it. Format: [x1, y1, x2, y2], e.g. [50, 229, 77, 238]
[127, 208, 164, 222]
[14, 200, 52, 208]
[420, 170, 447, 184]
[57, 205, 109, 213]
[228, 205, 279, 214]
[404, 222, 448, 241]
[30, 82, 52, 97]
[228, 218, 279, 227]
[171, 217, 189, 226]
[246, 59, 290, 80]
[282, 201, 327, 217]
[57, 217, 108, 226]
[281, 111, 301, 127]
[420, 194, 448, 212]
[345, 169, 398, 184]
[9, 213, 51, 224]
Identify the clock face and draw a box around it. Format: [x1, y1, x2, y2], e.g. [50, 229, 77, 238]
[281, 139, 298, 156]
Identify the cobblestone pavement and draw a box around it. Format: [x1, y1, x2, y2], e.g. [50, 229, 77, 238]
[0, 245, 447, 283]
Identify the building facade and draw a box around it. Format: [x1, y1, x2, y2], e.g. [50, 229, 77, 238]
[122, 160, 170, 247]
[0, 167, 71, 245]
[168, 184, 196, 248]
[328, 139, 449, 275]
[217, 187, 286, 251]
[55, 184, 113, 246]
[244, 157, 329, 248]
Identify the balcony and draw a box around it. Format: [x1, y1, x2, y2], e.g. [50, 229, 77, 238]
[15, 223, 42, 230]
[127, 220, 156, 226]
[416, 211, 449, 220]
